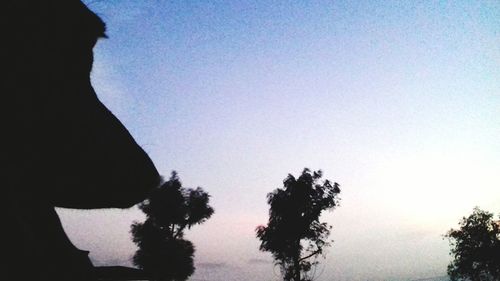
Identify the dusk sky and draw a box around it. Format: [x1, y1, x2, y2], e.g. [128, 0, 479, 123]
[58, 1, 499, 280]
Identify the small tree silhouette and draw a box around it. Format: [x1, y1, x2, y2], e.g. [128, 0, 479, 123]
[131, 171, 214, 281]
[445, 207, 500, 281]
[256, 168, 341, 281]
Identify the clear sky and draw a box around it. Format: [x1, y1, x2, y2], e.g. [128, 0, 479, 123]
[58, 1, 499, 280]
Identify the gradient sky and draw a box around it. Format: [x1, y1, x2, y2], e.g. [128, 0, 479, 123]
[58, 1, 499, 280]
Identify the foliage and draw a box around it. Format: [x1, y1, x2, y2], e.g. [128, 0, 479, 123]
[131, 171, 214, 281]
[445, 207, 500, 281]
[256, 168, 341, 281]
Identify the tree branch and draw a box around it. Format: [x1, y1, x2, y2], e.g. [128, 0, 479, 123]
[173, 223, 187, 239]
[299, 249, 322, 262]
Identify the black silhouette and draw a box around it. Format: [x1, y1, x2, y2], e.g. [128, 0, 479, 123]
[93, 266, 152, 281]
[4, 1, 160, 280]
[445, 207, 500, 281]
[256, 168, 341, 281]
[131, 171, 214, 281]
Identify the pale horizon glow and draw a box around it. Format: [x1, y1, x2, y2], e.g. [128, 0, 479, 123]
[59, 1, 499, 281]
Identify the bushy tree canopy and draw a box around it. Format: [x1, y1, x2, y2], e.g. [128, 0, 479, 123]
[131, 171, 214, 281]
[256, 168, 341, 281]
[445, 207, 500, 281]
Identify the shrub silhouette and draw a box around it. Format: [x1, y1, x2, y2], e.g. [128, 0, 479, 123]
[256, 168, 341, 281]
[445, 207, 500, 281]
[132, 171, 214, 281]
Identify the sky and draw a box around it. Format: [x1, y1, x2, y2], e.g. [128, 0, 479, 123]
[58, 1, 499, 280]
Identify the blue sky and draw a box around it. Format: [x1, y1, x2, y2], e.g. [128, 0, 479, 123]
[59, 1, 499, 280]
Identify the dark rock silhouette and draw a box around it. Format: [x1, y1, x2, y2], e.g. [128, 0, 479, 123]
[4, 1, 160, 280]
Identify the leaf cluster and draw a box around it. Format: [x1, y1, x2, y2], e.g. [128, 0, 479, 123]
[138, 171, 214, 239]
[256, 168, 340, 281]
[131, 219, 195, 281]
[445, 207, 500, 281]
[131, 171, 214, 281]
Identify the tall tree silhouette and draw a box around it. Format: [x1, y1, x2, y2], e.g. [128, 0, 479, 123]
[131, 171, 214, 281]
[256, 168, 341, 281]
[445, 207, 500, 281]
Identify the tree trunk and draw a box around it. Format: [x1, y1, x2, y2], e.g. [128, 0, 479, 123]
[293, 259, 301, 281]
[293, 240, 301, 281]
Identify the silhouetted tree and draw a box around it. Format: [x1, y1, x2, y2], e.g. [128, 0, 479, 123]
[131, 171, 214, 281]
[256, 168, 341, 281]
[445, 207, 500, 281]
